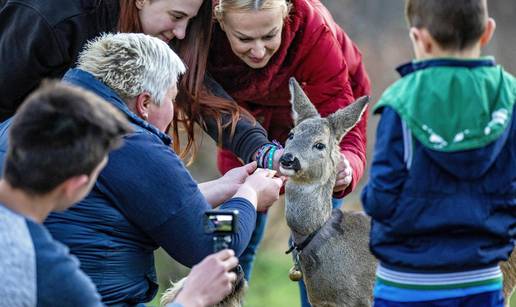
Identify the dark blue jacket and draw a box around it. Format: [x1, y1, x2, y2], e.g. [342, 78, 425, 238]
[0, 69, 257, 306]
[362, 61, 516, 273]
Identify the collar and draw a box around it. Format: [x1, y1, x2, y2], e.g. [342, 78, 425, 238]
[62, 69, 172, 146]
[285, 209, 344, 255]
[396, 57, 496, 77]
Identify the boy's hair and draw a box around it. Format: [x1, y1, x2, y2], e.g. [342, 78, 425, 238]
[4, 81, 132, 195]
[77, 33, 186, 105]
[405, 0, 488, 50]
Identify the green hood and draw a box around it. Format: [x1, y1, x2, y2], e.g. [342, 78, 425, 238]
[374, 58, 516, 152]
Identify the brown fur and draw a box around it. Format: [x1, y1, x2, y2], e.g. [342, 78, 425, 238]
[160, 274, 247, 307]
[501, 247, 516, 303]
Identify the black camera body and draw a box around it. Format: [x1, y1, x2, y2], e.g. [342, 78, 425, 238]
[204, 209, 239, 252]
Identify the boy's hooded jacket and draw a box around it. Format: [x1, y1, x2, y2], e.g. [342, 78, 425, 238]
[362, 58, 516, 272]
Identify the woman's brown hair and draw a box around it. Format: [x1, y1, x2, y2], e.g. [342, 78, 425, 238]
[117, 0, 254, 161]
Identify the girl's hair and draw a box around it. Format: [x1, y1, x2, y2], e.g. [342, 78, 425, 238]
[117, 0, 253, 161]
[214, 0, 291, 21]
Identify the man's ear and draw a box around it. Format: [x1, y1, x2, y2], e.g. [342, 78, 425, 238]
[480, 18, 496, 47]
[134, 92, 153, 120]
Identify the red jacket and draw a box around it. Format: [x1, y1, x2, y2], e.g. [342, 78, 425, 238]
[208, 0, 371, 197]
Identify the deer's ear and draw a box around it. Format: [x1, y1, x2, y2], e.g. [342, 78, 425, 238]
[289, 78, 319, 125]
[328, 96, 369, 141]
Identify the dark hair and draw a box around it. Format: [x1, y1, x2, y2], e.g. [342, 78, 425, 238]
[4, 82, 132, 195]
[405, 0, 488, 50]
[117, 0, 253, 161]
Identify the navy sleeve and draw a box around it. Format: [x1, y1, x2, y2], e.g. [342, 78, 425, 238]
[96, 132, 257, 267]
[27, 221, 104, 307]
[203, 74, 270, 163]
[361, 107, 407, 221]
[0, 3, 68, 120]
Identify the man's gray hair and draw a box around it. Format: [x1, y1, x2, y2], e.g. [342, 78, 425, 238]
[77, 33, 186, 105]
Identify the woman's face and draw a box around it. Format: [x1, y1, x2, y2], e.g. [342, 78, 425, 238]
[220, 7, 284, 69]
[137, 0, 203, 43]
[147, 84, 178, 132]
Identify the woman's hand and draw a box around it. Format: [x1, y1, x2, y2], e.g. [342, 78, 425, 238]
[199, 162, 257, 208]
[233, 168, 285, 211]
[333, 153, 352, 193]
[174, 249, 238, 307]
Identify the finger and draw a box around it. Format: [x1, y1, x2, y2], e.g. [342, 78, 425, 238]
[253, 168, 268, 175]
[343, 157, 350, 168]
[244, 161, 258, 174]
[215, 249, 235, 261]
[226, 272, 237, 284]
[272, 177, 284, 188]
[344, 167, 351, 176]
[344, 174, 352, 185]
[223, 256, 239, 271]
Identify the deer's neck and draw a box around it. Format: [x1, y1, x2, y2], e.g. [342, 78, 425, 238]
[285, 176, 335, 236]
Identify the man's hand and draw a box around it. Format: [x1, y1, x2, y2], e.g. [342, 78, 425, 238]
[174, 249, 239, 307]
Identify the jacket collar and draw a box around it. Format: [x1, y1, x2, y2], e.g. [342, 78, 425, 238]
[396, 57, 496, 77]
[62, 69, 172, 146]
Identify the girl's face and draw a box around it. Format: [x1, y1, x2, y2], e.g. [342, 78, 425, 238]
[136, 0, 203, 43]
[220, 7, 284, 69]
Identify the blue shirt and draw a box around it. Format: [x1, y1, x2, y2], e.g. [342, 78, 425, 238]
[0, 69, 257, 305]
[0, 204, 103, 307]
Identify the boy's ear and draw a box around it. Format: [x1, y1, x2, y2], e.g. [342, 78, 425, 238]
[134, 92, 153, 120]
[409, 27, 434, 56]
[480, 18, 496, 47]
[60, 175, 89, 201]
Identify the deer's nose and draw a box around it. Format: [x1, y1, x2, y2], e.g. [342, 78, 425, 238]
[280, 153, 301, 171]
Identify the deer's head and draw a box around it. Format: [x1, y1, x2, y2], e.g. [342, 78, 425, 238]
[280, 78, 369, 186]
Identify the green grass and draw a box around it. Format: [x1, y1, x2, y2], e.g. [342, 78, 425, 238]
[511, 292, 516, 307]
[148, 248, 299, 306]
[244, 250, 300, 307]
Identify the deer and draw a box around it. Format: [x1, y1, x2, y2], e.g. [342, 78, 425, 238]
[279, 78, 376, 307]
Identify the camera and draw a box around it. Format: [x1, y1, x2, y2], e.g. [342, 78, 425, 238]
[204, 210, 239, 252]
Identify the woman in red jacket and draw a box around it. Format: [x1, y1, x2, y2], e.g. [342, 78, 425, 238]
[206, 0, 371, 304]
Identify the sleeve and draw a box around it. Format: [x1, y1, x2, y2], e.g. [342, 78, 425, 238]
[360, 107, 407, 222]
[0, 3, 69, 120]
[295, 25, 370, 197]
[32, 225, 104, 307]
[203, 74, 270, 163]
[96, 133, 257, 267]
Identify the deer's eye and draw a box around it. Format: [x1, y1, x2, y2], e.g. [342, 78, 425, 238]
[313, 143, 326, 150]
[287, 132, 294, 140]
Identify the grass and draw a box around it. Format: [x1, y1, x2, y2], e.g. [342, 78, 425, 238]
[148, 248, 299, 306]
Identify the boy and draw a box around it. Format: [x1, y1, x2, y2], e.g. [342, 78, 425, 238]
[361, 0, 516, 306]
[0, 81, 131, 306]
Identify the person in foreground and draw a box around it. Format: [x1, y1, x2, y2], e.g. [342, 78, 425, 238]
[361, 0, 516, 306]
[2, 33, 281, 306]
[0, 81, 130, 307]
[0, 82, 255, 307]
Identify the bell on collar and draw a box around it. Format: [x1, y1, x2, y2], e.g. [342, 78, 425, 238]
[288, 266, 303, 281]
